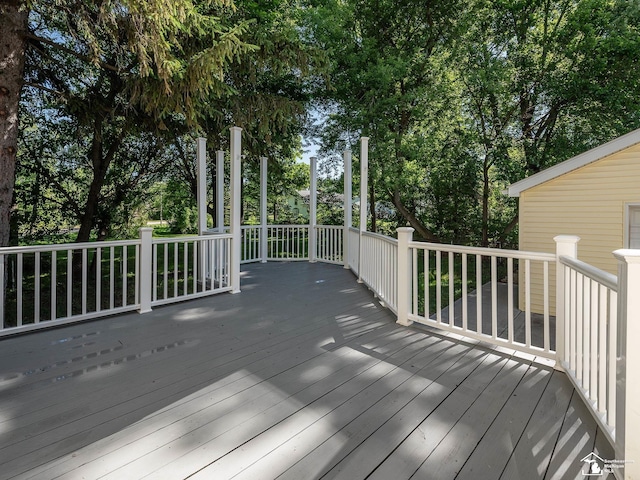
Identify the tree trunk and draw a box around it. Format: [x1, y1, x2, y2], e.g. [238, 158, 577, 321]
[75, 117, 127, 243]
[0, 0, 28, 247]
[391, 189, 440, 243]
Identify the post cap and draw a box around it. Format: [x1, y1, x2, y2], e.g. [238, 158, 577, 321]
[613, 249, 640, 264]
[553, 235, 580, 244]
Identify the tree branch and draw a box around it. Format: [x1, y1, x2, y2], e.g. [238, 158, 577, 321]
[25, 32, 121, 73]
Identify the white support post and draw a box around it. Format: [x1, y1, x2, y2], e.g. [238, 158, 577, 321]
[358, 137, 369, 281]
[230, 127, 242, 293]
[216, 150, 225, 232]
[260, 156, 268, 263]
[397, 227, 414, 326]
[309, 156, 317, 263]
[139, 227, 153, 313]
[554, 235, 580, 371]
[343, 149, 352, 269]
[613, 249, 640, 479]
[196, 137, 208, 235]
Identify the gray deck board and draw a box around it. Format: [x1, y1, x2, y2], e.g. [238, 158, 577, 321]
[0, 261, 611, 480]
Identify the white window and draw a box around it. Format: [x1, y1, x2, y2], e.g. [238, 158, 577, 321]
[627, 205, 640, 249]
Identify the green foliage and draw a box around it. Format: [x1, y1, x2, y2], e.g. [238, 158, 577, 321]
[242, 156, 310, 224]
[12, 0, 640, 248]
[15, 0, 323, 242]
[306, 0, 640, 246]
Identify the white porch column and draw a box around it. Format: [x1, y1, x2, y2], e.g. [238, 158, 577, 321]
[230, 127, 242, 293]
[138, 227, 153, 313]
[343, 149, 352, 269]
[358, 137, 369, 280]
[396, 227, 414, 326]
[554, 235, 580, 371]
[260, 156, 268, 263]
[309, 156, 317, 263]
[196, 137, 208, 235]
[613, 249, 640, 479]
[216, 150, 225, 232]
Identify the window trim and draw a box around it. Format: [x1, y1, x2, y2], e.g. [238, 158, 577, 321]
[624, 202, 640, 248]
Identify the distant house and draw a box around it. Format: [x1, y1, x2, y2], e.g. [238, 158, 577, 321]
[286, 190, 311, 220]
[506, 128, 640, 312]
[287, 190, 346, 222]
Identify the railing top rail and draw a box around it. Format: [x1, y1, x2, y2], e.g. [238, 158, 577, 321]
[560, 255, 618, 291]
[409, 240, 556, 261]
[362, 230, 398, 245]
[314, 224, 343, 230]
[266, 224, 311, 229]
[152, 233, 232, 245]
[0, 238, 141, 255]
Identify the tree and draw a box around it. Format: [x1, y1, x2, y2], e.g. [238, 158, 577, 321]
[0, 0, 29, 248]
[166, 0, 326, 229]
[304, 0, 466, 242]
[5, 0, 254, 244]
[308, 0, 640, 247]
[457, 0, 640, 245]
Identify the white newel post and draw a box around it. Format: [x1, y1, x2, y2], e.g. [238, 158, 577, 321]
[196, 137, 208, 235]
[359, 137, 369, 280]
[309, 156, 317, 263]
[260, 156, 268, 263]
[397, 227, 414, 326]
[613, 249, 640, 479]
[230, 127, 242, 293]
[343, 149, 352, 269]
[139, 227, 153, 313]
[554, 235, 580, 370]
[216, 150, 225, 232]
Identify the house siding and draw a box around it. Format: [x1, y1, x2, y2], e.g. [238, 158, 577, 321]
[519, 144, 640, 312]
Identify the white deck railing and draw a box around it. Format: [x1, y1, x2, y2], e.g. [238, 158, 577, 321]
[266, 225, 309, 261]
[0, 229, 233, 336]
[151, 234, 232, 307]
[315, 225, 344, 264]
[0, 240, 141, 335]
[358, 231, 398, 313]
[408, 241, 556, 359]
[241, 225, 262, 264]
[558, 255, 618, 444]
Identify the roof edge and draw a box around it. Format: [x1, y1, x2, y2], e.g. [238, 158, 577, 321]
[506, 127, 640, 197]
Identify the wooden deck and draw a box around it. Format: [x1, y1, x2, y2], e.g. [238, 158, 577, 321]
[0, 262, 613, 480]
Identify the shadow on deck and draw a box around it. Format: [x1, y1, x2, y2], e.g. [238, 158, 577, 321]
[0, 262, 611, 479]
[438, 282, 556, 351]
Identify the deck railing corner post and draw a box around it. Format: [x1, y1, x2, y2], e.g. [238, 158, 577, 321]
[397, 227, 414, 326]
[613, 249, 640, 478]
[196, 137, 208, 235]
[139, 227, 153, 314]
[358, 137, 369, 277]
[309, 156, 317, 263]
[230, 126, 242, 293]
[343, 149, 352, 269]
[260, 156, 268, 263]
[554, 235, 580, 370]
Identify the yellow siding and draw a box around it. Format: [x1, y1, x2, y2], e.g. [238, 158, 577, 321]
[519, 145, 640, 312]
